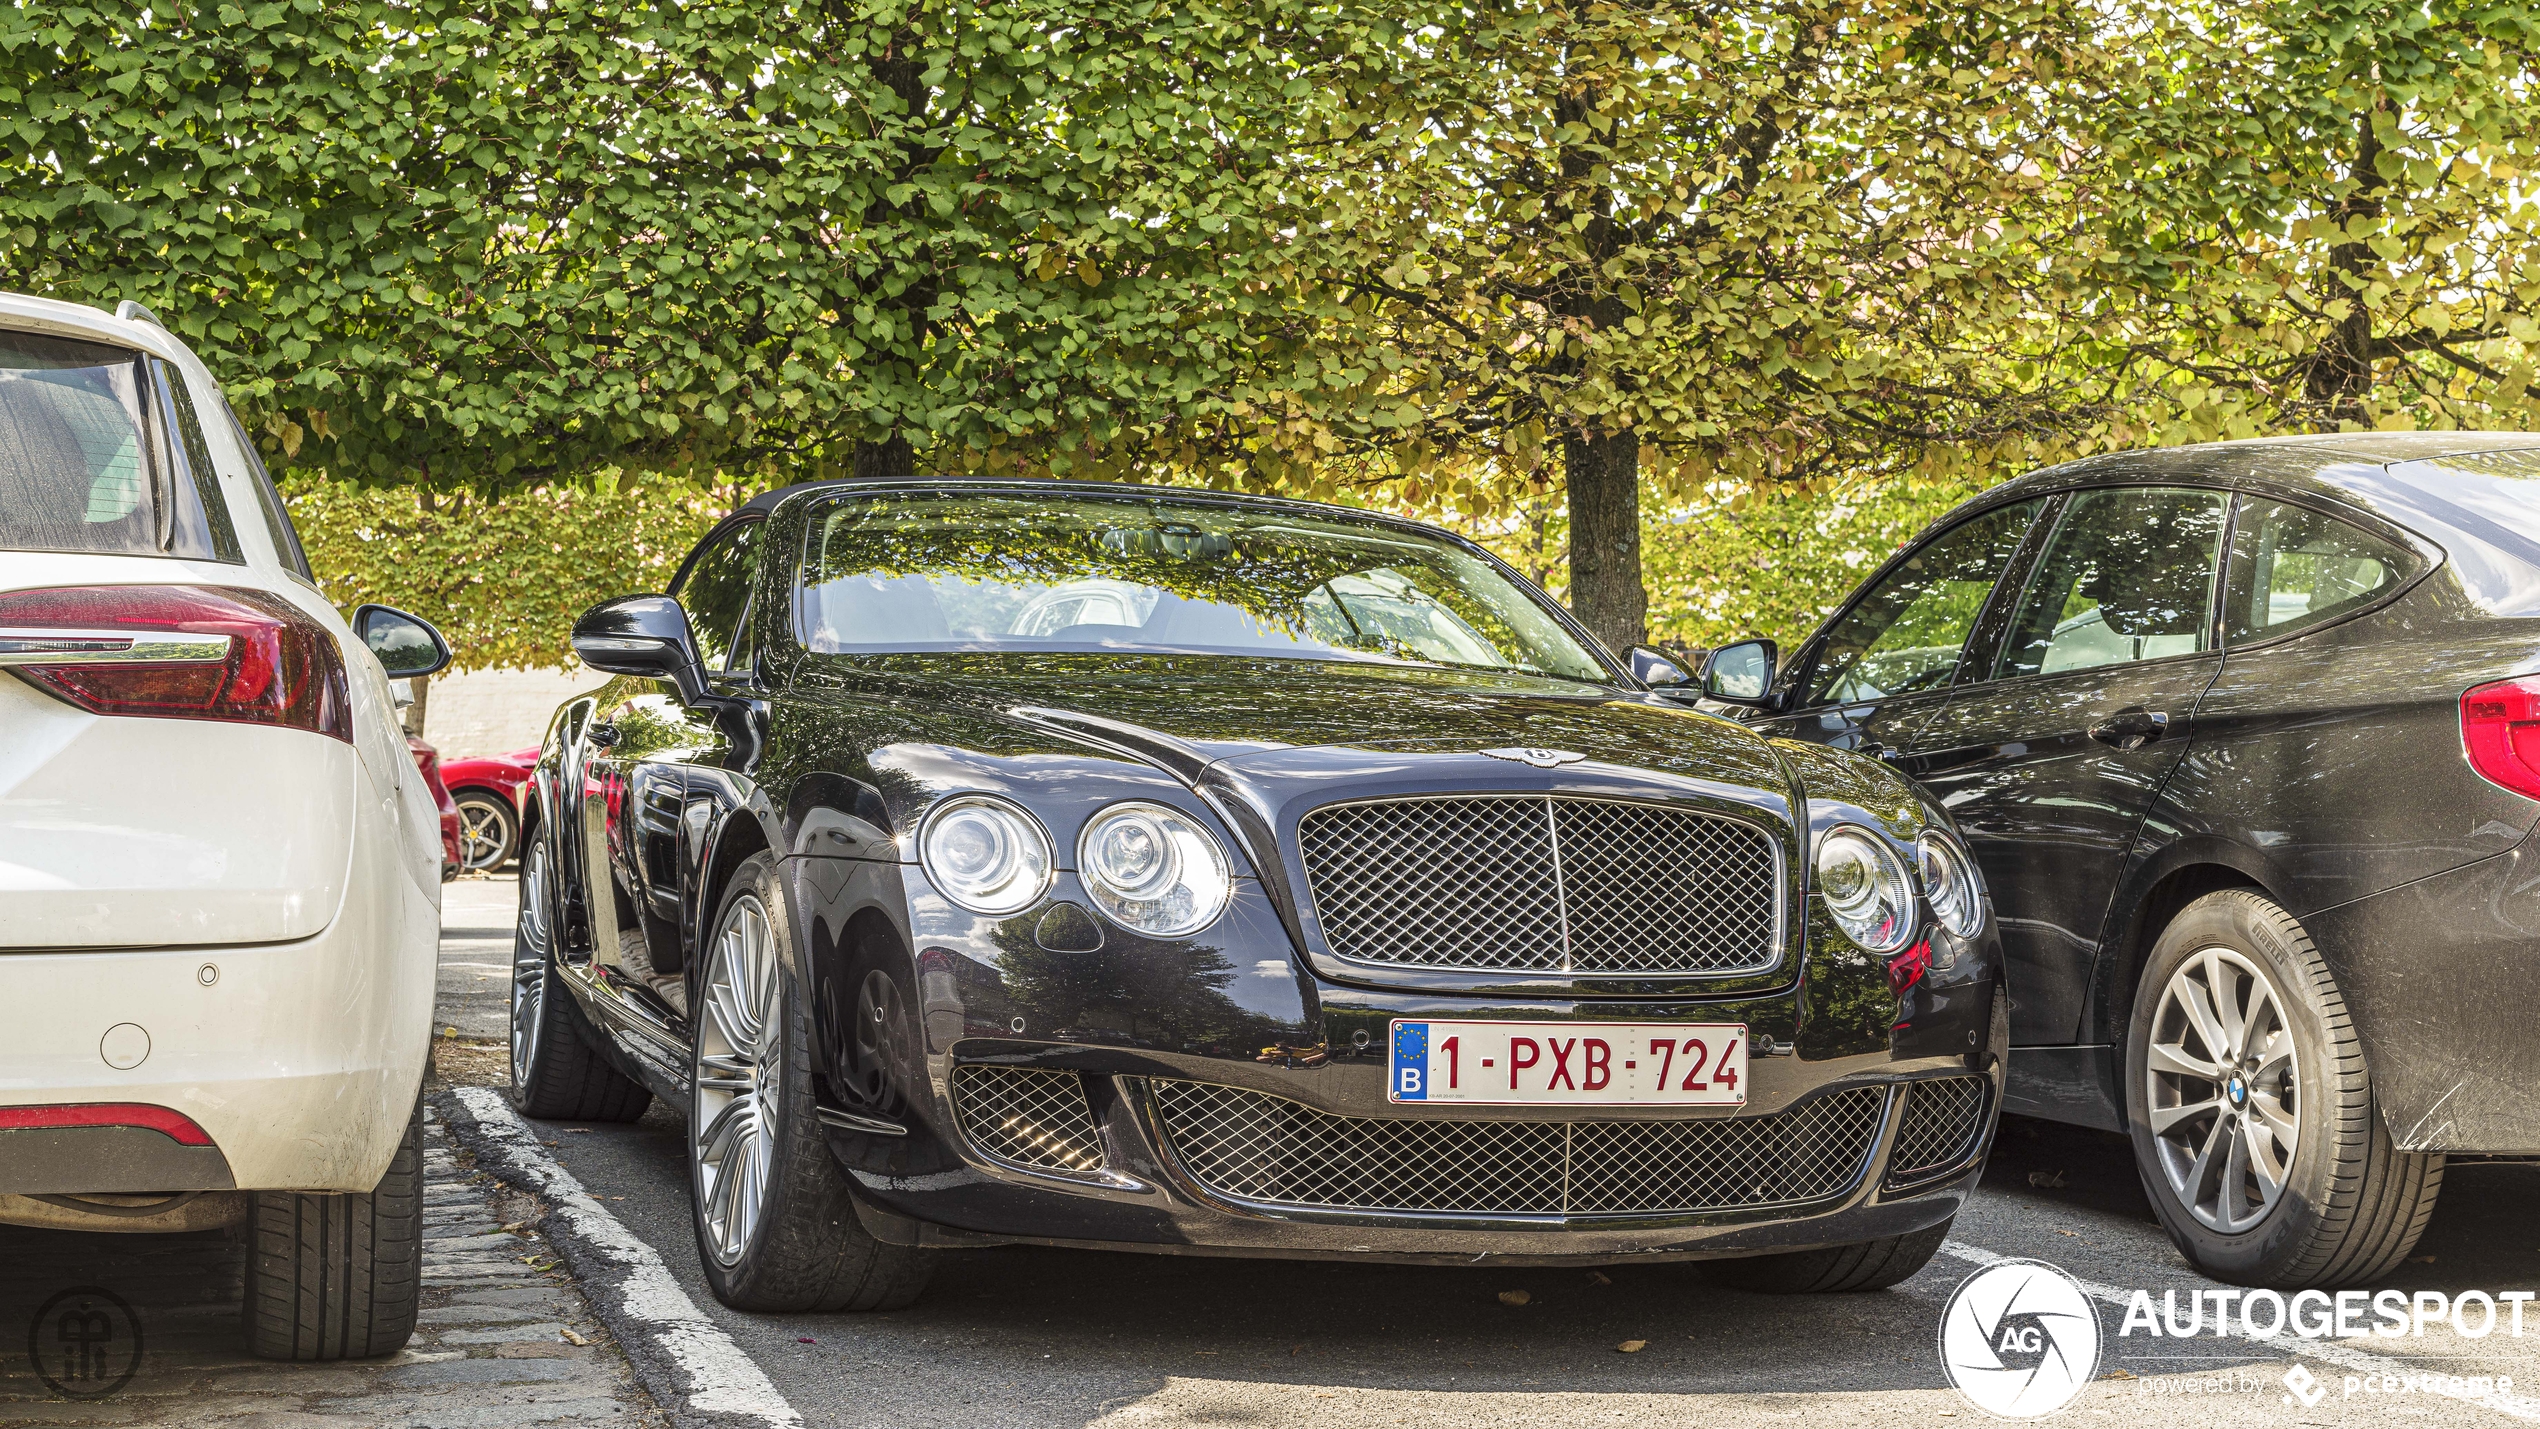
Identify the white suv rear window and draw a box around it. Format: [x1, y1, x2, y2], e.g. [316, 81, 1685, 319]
[0, 328, 240, 561]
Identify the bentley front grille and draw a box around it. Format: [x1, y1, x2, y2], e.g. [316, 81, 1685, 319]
[951, 1065, 1105, 1174]
[1296, 796, 1781, 975]
[1150, 1080, 1887, 1216]
[1887, 1076, 1990, 1181]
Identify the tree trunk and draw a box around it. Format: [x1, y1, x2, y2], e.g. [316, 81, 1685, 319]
[401, 670, 431, 740]
[2305, 105, 2389, 419]
[1564, 430, 1646, 654]
[853, 434, 916, 480]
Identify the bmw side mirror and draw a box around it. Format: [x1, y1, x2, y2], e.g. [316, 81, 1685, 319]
[1700, 638, 1779, 706]
[1628, 645, 1696, 689]
[353, 604, 452, 679]
[571, 595, 710, 705]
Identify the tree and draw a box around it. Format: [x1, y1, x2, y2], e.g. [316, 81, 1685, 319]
[1248, 0, 2101, 651]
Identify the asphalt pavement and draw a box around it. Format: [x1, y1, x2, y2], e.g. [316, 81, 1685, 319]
[439, 873, 2540, 1428]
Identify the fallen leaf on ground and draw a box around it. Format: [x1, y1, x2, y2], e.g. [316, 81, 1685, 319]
[1586, 1271, 1612, 1286]
[2412, 1255, 2436, 1263]
[1616, 1340, 1646, 1353]
[2056, 1229, 2078, 1237]
[1289, 1346, 1304, 1356]
[1498, 1290, 1532, 1306]
[2027, 1170, 2066, 1189]
[560, 1329, 589, 1346]
[2100, 1368, 2134, 1380]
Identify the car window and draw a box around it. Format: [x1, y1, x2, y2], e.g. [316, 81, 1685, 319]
[2223, 498, 2415, 644]
[1996, 487, 2228, 679]
[218, 396, 315, 581]
[675, 520, 760, 671]
[1801, 500, 2041, 707]
[0, 330, 237, 561]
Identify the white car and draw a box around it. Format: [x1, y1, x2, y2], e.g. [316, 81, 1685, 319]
[0, 292, 449, 1359]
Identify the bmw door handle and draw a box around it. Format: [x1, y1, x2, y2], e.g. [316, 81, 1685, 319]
[2087, 707, 2169, 750]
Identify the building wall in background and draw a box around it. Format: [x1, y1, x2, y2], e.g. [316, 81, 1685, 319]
[418, 666, 612, 759]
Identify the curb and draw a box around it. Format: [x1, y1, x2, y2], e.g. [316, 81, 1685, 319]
[436, 1085, 802, 1429]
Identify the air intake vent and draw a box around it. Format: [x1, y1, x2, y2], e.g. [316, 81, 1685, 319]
[1887, 1076, 1990, 1182]
[1296, 796, 1781, 975]
[951, 1065, 1104, 1174]
[1152, 1080, 1886, 1217]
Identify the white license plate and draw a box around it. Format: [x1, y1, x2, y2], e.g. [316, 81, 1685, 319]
[1386, 1019, 1748, 1107]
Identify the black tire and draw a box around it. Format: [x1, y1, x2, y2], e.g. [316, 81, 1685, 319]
[1704, 1221, 1950, 1293]
[2126, 889, 2443, 1288]
[454, 790, 517, 872]
[688, 852, 935, 1312]
[242, 1100, 423, 1359]
[509, 836, 651, 1122]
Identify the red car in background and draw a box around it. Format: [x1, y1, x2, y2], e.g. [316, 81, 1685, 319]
[405, 733, 462, 879]
[438, 746, 537, 871]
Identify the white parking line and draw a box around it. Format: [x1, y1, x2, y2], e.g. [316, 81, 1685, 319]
[449, 1086, 803, 1429]
[1941, 1239, 2540, 1421]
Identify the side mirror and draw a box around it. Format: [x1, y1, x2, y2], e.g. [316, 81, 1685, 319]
[353, 604, 451, 679]
[1700, 638, 1779, 706]
[571, 594, 709, 705]
[1628, 645, 1695, 689]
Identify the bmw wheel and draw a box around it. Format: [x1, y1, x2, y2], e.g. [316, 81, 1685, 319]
[2127, 890, 2442, 1287]
[455, 791, 516, 871]
[508, 837, 650, 1122]
[688, 852, 933, 1312]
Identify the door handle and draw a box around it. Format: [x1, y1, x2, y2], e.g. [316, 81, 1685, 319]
[2087, 707, 2170, 750]
[587, 720, 622, 749]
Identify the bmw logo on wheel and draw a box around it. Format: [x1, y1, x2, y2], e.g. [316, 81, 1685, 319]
[1937, 1258, 2101, 1418]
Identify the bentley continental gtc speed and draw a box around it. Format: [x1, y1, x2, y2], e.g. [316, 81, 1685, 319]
[1697, 433, 2540, 1289]
[509, 479, 2006, 1310]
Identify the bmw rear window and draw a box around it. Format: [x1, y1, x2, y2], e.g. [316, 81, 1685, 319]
[0, 328, 241, 561]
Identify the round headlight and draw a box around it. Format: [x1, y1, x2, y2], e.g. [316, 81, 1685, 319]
[919, 796, 1052, 916]
[1078, 802, 1232, 938]
[1816, 825, 1915, 954]
[1917, 830, 1984, 939]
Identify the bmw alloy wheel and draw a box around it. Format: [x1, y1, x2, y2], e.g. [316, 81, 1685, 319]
[693, 892, 781, 1266]
[2145, 946, 2300, 1234]
[509, 841, 551, 1087]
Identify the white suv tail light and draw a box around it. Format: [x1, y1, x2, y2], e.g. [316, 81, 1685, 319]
[0, 584, 349, 741]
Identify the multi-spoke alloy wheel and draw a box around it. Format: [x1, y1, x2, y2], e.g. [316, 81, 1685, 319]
[2126, 890, 2443, 1288]
[456, 793, 515, 871]
[509, 842, 551, 1088]
[693, 892, 781, 1267]
[2146, 946, 2299, 1234]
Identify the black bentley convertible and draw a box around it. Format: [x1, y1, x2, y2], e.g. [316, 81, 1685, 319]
[509, 479, 2006, 1310]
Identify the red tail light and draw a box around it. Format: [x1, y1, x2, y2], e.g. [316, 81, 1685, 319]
[2462, 677, 2540, 801]
[0, 1102, 215, 1146]
[0, 585, 351, 742]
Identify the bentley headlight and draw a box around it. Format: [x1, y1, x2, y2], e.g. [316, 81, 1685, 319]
[1079, 802, 1232, 937]
[1816, 825, 1915, 954]
[920, 796, 1053, 915]
[1917, 830, 1984, 940]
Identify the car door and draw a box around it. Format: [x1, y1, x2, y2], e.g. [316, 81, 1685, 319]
[587, 519, 756, 1023]
[1752, 498, 2045, 759]
[1904, 485, 2232, 1046]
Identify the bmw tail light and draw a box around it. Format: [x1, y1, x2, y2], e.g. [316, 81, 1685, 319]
[2462, 677, 2540, 801]
[0, 585, 351, 742]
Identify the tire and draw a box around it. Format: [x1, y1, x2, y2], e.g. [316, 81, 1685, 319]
[1705, 1221, 1951, 1293]
[509, 836, 651, 1122]
[688, 852, 935, 1312]
[2126, 889, 2443, 1288]
[242, 1100, 423, 1360]
[454, 791, 517, 872]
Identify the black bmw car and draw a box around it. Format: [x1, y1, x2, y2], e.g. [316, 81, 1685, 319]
[509, 479, 2006, 1310]
[1693, 433, 2540, 1288]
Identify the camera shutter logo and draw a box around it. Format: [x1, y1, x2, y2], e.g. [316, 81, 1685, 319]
[1938, 1259, 2100, 1418]
[27, 1287, 143, 1400]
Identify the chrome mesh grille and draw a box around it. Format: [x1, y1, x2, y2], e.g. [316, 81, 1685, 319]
[952, 1066, 1104, 1173]
[1152, 1080, 1886, 1216]
[1297, 796, 1780, 974]
[1888, 1076, 1989, 1179]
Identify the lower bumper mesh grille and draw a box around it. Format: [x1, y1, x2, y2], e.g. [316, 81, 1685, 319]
[1151, 1080, 1888, 1216]
[1888, 1077, 1990, 1180]
[952, 1065, 1104, 1173]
